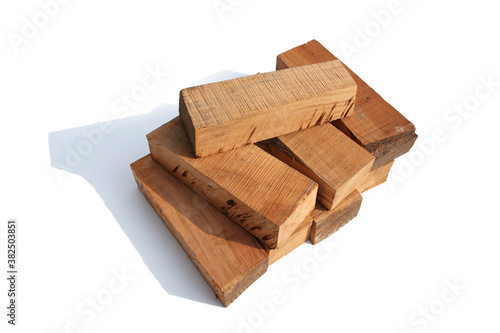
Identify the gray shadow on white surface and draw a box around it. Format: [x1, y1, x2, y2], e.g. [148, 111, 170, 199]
[48, 70, 247, 307]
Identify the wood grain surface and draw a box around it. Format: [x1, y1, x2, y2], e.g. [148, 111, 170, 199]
[131, 155, 269, 307]
[258, 123, 374, 210]
[310, 191, 363, 245]
[148, 117, 318, 249]
[361, 160, 394, 193]
[180, 60, 357, 157]
[277, 39, 417, 170]
[267, 216, 313, 265]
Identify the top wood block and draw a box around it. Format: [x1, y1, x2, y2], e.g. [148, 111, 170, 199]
[180, 60, 357, 157]
[276, 40, 417, 170]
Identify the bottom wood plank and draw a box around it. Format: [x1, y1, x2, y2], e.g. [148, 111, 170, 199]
[131, 155, 269, 307]
[310, 191, 363, 245]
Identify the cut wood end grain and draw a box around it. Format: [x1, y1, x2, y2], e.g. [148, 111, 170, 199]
[131, 155, 269, 307]
[179, 60, 357, 157]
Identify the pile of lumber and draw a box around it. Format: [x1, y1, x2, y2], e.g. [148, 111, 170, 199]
[131, 40, 417, 306]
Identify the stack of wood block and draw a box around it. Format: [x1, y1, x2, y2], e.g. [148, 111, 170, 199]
[131, 40, 417, 307]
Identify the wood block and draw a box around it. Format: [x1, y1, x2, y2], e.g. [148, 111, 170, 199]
[361, 160, 394, 193]
[179, 60, 357, 157]
[277, 40, 418, 170]
[147, 117, 318, 249]
[131, 155, 268, 307]
[258, 123, 374, 210]
[268, 216, 313, 265]
[310, 191, 363, 245]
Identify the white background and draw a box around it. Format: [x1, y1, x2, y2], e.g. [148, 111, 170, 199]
[1, 1, 499, 332]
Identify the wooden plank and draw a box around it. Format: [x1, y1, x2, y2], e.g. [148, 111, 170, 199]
[277, 39, 418, 170]
[131, 155, 268, 307]
[147, 117, 318, 249]
[361, 160, 394, 193]
[258, 123, 374, 210]
[268, 216, 313, 265]
[310, 191, 363, 245]
[179, 60, 357, 157]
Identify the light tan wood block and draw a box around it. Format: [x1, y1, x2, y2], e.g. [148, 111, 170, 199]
[258, 123, 374, 210]
[147, 117, 318, 249]
[310, 191, 363, 245]
[131, 155, 268, 307]
[277, 40, 417, 170]
[180, 60, 357, 157]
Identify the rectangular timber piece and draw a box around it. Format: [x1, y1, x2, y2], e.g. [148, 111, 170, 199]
[147, 117, 318, 249]
[277, 40, 418, 170]
[179, 60, 357, 157]
[131, 155, 268, 307]
[310, 191, 363, 245]
[258, 123, 374, 210]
